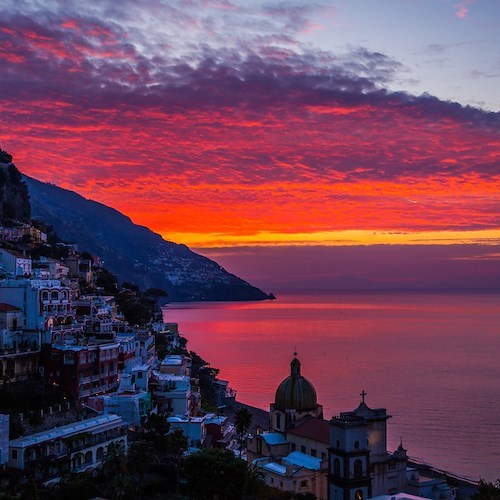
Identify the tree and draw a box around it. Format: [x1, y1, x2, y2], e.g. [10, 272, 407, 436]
[473, 479, 500, 500]
[184, 449, 251, 500]
[234, 407, 253, 457]
[145, 287, 168, 305]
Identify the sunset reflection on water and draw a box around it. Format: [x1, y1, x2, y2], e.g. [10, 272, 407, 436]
[164, 291, 500, 481]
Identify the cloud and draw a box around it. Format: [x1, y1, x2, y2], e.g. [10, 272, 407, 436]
[453, 0, 476, 19]
[0, 0, 498, 245]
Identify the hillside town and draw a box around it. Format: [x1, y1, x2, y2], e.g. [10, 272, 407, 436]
[0, 218, 488, 500]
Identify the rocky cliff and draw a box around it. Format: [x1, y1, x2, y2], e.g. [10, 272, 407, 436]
[0, 149, 31, 223]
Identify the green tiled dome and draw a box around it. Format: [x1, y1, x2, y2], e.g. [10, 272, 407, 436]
[274, 357, 318, 411]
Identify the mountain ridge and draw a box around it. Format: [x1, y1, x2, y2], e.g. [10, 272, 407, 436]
[24, 175, 272, 302]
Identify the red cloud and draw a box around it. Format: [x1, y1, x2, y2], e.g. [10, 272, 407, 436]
[0, 5, 498, 245]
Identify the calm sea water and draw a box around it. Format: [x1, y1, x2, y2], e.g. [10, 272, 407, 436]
[163, 291, 500, 482]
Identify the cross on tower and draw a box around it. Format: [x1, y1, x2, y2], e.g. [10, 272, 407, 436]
[360, 390, 367, 403]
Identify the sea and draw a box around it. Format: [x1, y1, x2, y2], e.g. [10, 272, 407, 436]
[162, 290, 500, 482]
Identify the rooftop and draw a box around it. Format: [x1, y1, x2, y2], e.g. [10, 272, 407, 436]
[9, 414, 122, 448]
[0, 303, 21, 312]
[261, 432, 288, 445]
[285, 451, 322, 471]
[287, 416, 329, 444]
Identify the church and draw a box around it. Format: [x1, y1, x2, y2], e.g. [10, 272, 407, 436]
[247, 354, 408, 500]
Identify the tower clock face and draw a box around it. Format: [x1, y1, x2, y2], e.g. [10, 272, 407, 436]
[355, 490, 364, 500]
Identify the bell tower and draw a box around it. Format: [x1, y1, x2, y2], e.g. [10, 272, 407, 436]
[328, 411, 371, 500]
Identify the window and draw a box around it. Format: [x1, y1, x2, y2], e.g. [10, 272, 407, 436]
[334, 458, 340, 476]
[63, 354, 74, 365]
[336, 440, 340, 448]
[300, 480, 307, 488]
[311, 448, 316, 457]
[354, 459, 363, 478]
[354, 440, 359, 449]
[301, 445, 306, 453]
[137, 371, 143, 378]
[355, 490, 363, 500]
[388, 462, 396, 471]
[291, 443, 296, 452]
[276, 412, 281, 429]
[11, 450, 17, 460]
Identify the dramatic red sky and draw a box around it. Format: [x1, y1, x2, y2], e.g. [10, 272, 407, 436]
[1, 0, 499, 288]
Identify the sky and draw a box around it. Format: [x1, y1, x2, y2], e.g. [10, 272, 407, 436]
[1, 0, 499, 289]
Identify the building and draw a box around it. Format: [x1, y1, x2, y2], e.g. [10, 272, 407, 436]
[0, 414, 8, 466]
[150, 371, 196, 415]
[204, 414, 235, 449]
[0, 279, 75, 330]
[0, 249, 32, 277]
[248, 355, 328, 499]
[97, 389, 152, 426]
[159, 354, 192, 376]
[328, 394, 407, 500]
[248, 356, 407, 500]
[270, 355, 323, 433]
[40, 342, 119, 402]
[0, 303, 40, 382]
[253, 451, 327, 499]
[405, 468, 457, 500]
[7, 414, 126, 483]
[167, 415, 207, 448]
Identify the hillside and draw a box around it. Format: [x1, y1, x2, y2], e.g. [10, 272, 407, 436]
[24, 176, 272, 301]
[0, 149, 31, 223]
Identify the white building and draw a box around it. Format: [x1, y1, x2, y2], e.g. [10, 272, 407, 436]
[253, 451, 327, 499]
[0, 249, 32, 277]
[0, 279, 74, 330]
[8, 414, 127, 483]
[328, 395, 408, 500]
[405, 468, 457, 500]
[159, 354, 192, 376]
[33, 257, 69, 281]
[167, 415, 207, 448]
[151, 371, 194, 415]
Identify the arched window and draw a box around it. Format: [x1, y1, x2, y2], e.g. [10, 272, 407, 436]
[51, 291, 59, 300]
[334, 458, 340, 476]
[354, 459, 363, 478]
[276, 412, 281, 430]
[354, 440, 359, 449]
[42, 291, 49, 300]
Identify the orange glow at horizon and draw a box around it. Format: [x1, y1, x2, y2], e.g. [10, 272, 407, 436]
[165, 229, 500, 248]
[1, 14, 499, 249]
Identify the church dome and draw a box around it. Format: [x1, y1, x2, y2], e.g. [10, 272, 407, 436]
[274, 356, 318, 411]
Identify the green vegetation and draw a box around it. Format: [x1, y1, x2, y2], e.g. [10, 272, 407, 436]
[473, 479, 500, 500]
[234, 407, 253, 457]
[184, 448, 259, 500]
